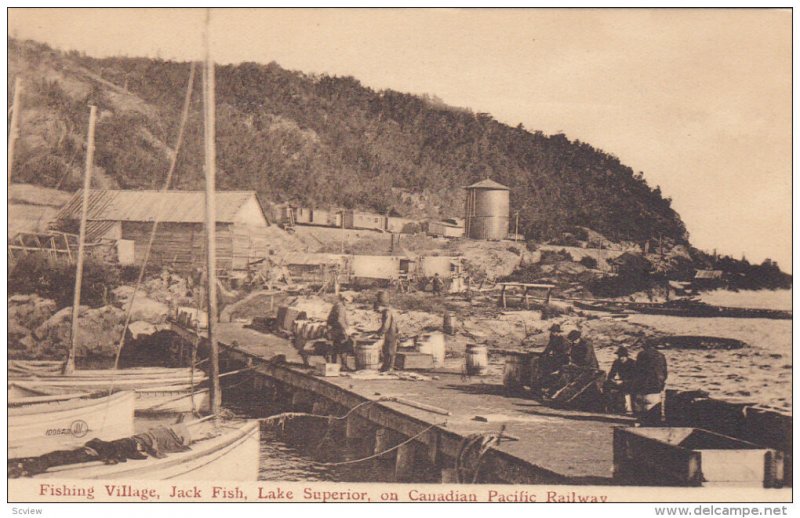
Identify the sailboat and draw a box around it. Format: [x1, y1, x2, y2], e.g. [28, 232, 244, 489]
[7, 74, 210, 415]
[9, 13, 260, 480]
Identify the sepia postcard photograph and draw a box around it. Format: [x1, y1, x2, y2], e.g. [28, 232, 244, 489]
[4, 4, 794, 513]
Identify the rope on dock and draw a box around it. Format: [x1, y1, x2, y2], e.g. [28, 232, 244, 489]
[455, 426, 511, 483]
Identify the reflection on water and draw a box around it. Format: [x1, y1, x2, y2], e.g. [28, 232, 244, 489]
[223, 396, 440, 483]
[257, 426, 399, 482]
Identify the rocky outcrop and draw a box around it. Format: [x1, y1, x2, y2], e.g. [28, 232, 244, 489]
[29, 304, 127, 360]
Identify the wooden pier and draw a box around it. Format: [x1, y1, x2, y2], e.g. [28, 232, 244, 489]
[169, 321, 791, 486]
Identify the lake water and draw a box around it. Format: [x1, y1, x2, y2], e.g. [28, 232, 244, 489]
[602, 289, 792, 413]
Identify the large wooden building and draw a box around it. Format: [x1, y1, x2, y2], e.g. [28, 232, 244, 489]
[52, 190, 271, 272]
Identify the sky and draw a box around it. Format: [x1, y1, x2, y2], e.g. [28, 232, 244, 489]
[8, 8, 793, 271]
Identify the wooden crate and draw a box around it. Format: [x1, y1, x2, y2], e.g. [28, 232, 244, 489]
[613, 427, 785, 487]
[316, 363, 341, 377]
[395, 352, 434, 371]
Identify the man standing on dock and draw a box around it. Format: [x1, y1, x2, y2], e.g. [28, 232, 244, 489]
[374, 291, 399, 372]
[632, 341, 668, 421]
[326, 293, 353, 370]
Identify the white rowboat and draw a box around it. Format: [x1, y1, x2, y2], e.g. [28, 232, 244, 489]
[32, 420, 260, 480]
[9, 391, 135, 458]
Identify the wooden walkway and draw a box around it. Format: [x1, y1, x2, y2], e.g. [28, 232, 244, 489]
[172, 321, 632, 484]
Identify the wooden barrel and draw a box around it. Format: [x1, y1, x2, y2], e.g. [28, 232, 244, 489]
[355, 341, 381, 371]
[465, 344, 488, 376]
[503, 352, 529, 394]
[417, 332, 445, 367]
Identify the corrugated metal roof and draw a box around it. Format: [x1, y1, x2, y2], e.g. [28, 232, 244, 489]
[55, 190, 261, 224]
[464, 178, 510, 190]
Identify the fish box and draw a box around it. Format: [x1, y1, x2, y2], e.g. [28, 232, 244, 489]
[316, 363, 341, 377]
[395, 352, 434, 371]
[613, 427, 785, 487]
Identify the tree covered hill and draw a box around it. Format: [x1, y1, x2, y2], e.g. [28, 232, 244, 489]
[9, 38, 688, 244]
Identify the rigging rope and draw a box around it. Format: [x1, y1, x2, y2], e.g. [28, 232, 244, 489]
[111, 62, 196, 370]
[103, 62, 196, 396]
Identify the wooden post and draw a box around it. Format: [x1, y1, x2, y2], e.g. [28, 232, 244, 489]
[373, 428, 394, 461]
[395, 441, 417, 482]
[64, 105, 97, 375]
[203, 9, 222, 413]
[545, 287, 552, 305]
[7, 77, 22, 188]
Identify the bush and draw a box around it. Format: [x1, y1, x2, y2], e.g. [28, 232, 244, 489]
[9, 254, 121, 308]
[579, 256, 598, 269]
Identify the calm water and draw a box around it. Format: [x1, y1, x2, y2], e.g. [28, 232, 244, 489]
[617, 289, 791, 413]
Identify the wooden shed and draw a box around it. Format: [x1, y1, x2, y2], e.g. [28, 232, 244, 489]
[51, 190, 271, 273]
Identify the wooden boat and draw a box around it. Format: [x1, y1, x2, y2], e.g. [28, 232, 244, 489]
[28, 420, 259, 481]
[10, 24, 260, 483]
[7, 371, 209, 395]
[8, 390, 135, 458]
[134, 385, 211, 414]
[9, 361, 203, 378]
[9, 380, 210, 414]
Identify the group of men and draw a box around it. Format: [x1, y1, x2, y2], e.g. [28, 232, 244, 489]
[323, 290, 399, 372]
[539, 323, 668, 416]
[320, 293, 668, 417]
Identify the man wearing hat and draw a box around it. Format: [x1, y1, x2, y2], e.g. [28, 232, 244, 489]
[326, 293, 354, 370]
[374, 291, 399, 372]
[565, 326, 598, 370]
[533, 323, 571, 395]
[606, 346, 636, 414]
[540, 324, 569, 372]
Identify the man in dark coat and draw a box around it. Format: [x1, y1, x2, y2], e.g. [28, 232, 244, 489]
[535, 323, 571, 395]
[326, 293, 353, 370]
[606, 346, 636, 414]
[567, 328, 598, 370]
[632, 342, 668, 418]
[374, 291, 399, 372]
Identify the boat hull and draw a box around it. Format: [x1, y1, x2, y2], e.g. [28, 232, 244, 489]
[7, 373, 209, 395]
[9, 391, 136, 458]
[135, 386, 211, 414]
[34, 420, 260, 481]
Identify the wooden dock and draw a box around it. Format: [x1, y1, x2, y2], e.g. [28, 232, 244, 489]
[169, 321, 790, 486]
[171, 321, 635, 484]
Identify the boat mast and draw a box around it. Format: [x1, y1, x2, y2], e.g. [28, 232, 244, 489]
[65, 105, 97, 374]
[203, 9, 222, 413]
[8, 77, 22, 187]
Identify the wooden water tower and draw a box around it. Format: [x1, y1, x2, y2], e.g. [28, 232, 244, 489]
[464, 179, 510, 240]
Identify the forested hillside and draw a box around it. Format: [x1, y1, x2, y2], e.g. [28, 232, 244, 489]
[9, 38, 688, 244]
